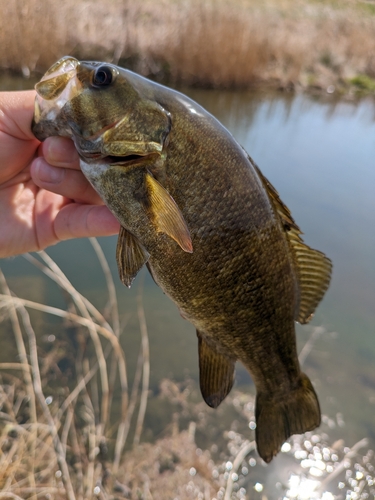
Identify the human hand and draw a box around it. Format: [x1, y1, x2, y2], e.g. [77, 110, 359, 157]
[0, 90, 120, 258]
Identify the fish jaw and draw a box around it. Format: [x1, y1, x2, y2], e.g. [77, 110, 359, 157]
[79, 156, 151, 216]
[80, 158, 109, 183]
[75, 135, 164, 165]
[79, 158, 151, 241]
[32, 56, 81, 141]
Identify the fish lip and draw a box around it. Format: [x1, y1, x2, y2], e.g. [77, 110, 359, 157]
[79, 151, 159, 167]
[78, 137, 166, 166]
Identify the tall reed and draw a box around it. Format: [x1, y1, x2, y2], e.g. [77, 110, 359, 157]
[1, 0, 375, 91]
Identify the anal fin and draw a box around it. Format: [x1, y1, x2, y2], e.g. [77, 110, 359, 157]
[197, 331, 235, 408]
[116, 226, 149, 288]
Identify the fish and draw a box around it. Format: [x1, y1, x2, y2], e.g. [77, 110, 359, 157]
[32, 56, 332, 463]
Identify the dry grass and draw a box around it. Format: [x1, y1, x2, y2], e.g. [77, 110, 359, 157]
[1, 0, 375, 92]
[1, 243, 375, 499]
[0, 243, 143, 499]
[0, 242, 249, 499]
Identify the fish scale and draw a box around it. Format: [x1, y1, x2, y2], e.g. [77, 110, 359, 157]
[32, 56, 332, 463]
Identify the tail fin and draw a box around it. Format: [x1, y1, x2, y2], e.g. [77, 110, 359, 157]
[255, 373, 320, 463]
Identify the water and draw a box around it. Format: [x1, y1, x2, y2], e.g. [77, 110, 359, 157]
[182, 88, 375, 443]
[1, 77, 374, 460]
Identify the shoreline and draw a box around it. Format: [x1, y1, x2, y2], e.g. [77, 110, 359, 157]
[1, 68, 374, 101]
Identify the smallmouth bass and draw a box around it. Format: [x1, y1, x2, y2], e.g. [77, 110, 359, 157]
[32, 56, 332, 463]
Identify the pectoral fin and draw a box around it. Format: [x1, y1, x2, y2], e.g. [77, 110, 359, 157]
[197, 331, 235, 408]
[116, 226, 150, 288]
[145, 172, 193, 253]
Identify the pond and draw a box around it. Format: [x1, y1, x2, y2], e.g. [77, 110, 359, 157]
[1, 75, 374, 496]
[182, 87, 375, 441]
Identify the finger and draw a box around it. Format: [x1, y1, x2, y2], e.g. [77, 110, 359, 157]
[54, 203, 120, 241]
[42, 136, 80, 169]
[31, 157, 104, 205]
[34, 190, 119, 252]
[0, 90, 37, 140]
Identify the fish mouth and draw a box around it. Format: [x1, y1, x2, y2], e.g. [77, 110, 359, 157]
[81, 151, 159, 167]
[76, 129, 166, 168]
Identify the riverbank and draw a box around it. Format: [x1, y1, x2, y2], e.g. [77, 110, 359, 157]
[1, 0, 375, 95]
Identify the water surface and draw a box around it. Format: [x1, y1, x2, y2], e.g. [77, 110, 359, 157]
[1, 77, 374, 454]
[183, 88, 375, 444]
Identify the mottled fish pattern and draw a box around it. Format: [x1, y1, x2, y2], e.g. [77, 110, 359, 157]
[32, 57, 332, 462]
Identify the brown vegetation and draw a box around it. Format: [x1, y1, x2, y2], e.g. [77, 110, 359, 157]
[0, 243, 254, 499]
[0, 244, 375, 499]
[0, 244, 144, 499]
[0, 243, 244, 499]
[1, 0, 375, 93]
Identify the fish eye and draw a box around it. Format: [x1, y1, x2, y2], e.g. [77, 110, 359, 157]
[92, 65, 115, 87]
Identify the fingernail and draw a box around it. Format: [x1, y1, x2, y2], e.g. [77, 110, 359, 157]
[35, 159, 64, 184]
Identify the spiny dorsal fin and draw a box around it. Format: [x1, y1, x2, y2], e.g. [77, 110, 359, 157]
[197, 331, 235, 408]
[145, 172, 193, 253]
[253, 162, 332, 324]
[253, 163, 300, 232]
[116, 226, 149, 288]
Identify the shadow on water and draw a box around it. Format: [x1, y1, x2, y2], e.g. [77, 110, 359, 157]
[1, 75, 375, 497]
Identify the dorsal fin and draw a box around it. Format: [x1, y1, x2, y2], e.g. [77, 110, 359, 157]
[287, 232, 332, 324]
[197, 331, 235, 408]
[253, 163, 300, 232]
[253, 162, 332, 324]
[116, 226, 149, 288]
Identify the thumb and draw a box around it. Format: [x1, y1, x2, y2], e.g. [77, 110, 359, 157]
[54, 203, 120, 242]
